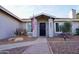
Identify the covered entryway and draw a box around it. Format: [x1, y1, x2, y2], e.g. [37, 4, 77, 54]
[31, 14, 54, 37]
[40, 23, 46, 36]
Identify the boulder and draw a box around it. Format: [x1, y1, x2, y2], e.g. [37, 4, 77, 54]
[14, 37, 24, 42]
[8, 38, 15, 41]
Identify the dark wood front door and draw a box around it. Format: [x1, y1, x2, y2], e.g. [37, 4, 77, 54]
[40, 23, 46, 36]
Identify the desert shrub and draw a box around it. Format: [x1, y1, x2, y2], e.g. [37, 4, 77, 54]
[15, 28, 27, 36]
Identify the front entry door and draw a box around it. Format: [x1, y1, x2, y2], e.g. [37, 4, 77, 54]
[40, 23, 46, 36]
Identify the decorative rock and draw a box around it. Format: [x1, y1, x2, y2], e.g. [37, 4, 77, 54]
[8, 38, 15, 41]
[14, 37, 24, 42]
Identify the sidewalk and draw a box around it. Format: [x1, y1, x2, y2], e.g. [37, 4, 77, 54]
[23, 37, 52, 54]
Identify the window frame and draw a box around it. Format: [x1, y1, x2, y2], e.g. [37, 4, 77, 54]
[55, 22, 62, 32]
[26, 22, 32, 32]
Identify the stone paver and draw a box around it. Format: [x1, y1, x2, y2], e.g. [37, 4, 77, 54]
[23, 37, 52, 54]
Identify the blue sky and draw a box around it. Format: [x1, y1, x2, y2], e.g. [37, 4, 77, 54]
[2, 5, 79, 19]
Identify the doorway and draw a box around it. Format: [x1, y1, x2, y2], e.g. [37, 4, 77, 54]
[39, 23, 46, 36]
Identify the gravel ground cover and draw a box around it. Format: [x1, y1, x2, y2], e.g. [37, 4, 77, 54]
[0, 36, 37, 45]
[1, 46, 30, 54]
[48, 36, 79, 54]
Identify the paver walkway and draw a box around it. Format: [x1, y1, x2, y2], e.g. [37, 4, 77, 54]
[23, 37, 52, 54]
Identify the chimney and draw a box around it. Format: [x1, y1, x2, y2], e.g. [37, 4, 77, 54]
[69, 9, 76, 19]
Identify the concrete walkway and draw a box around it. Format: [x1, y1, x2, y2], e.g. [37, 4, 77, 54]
[0, 37, 52, 54]
[23, 37, 52, 54]
[0, 39, 39, 50]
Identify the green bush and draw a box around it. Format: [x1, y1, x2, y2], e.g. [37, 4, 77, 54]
[61, 22, 71, 33]
[60, 22, 72, 40]
[76, 28, 79, 35]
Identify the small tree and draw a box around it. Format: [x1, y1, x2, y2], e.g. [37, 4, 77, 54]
[61, 22, 71, 33]
[61, 22, 71, 40]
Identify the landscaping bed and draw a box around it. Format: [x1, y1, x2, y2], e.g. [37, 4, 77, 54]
[48, 36, 79, 54]
[0, 36, 37, 45]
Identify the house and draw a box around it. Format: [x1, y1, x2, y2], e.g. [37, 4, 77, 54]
[0, 6, 26, 39]
[0, 6, 79, 39]
[25, 9, 79, 37]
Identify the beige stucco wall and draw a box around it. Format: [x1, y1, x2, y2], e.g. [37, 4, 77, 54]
[0, 10, 21, 39]
[54, 18, 79, 35]
[20, 22, 26, 29]
[23, 18, 79, 37]
[72, 22, 79, 34]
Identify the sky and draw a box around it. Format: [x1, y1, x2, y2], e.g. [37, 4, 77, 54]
[1, 5, 79, 19]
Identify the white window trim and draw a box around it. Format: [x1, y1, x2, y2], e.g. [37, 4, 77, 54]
[54, 22, 62, 33]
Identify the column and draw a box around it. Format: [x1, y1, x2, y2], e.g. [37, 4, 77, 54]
[32, 18, 37, 37]
[48, 18, 54, 37]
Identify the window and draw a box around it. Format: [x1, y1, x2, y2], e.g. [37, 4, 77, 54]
[56, 23, 59, 32]
[56, 23, 62, 32]
[28, 23, 32, 32]
[26, 23, 32, 32]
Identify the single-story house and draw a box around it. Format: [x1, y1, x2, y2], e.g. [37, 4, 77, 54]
[0, 6, 79, 39]
[24, 9, 79, 37]
[0, 6, 26, 39]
